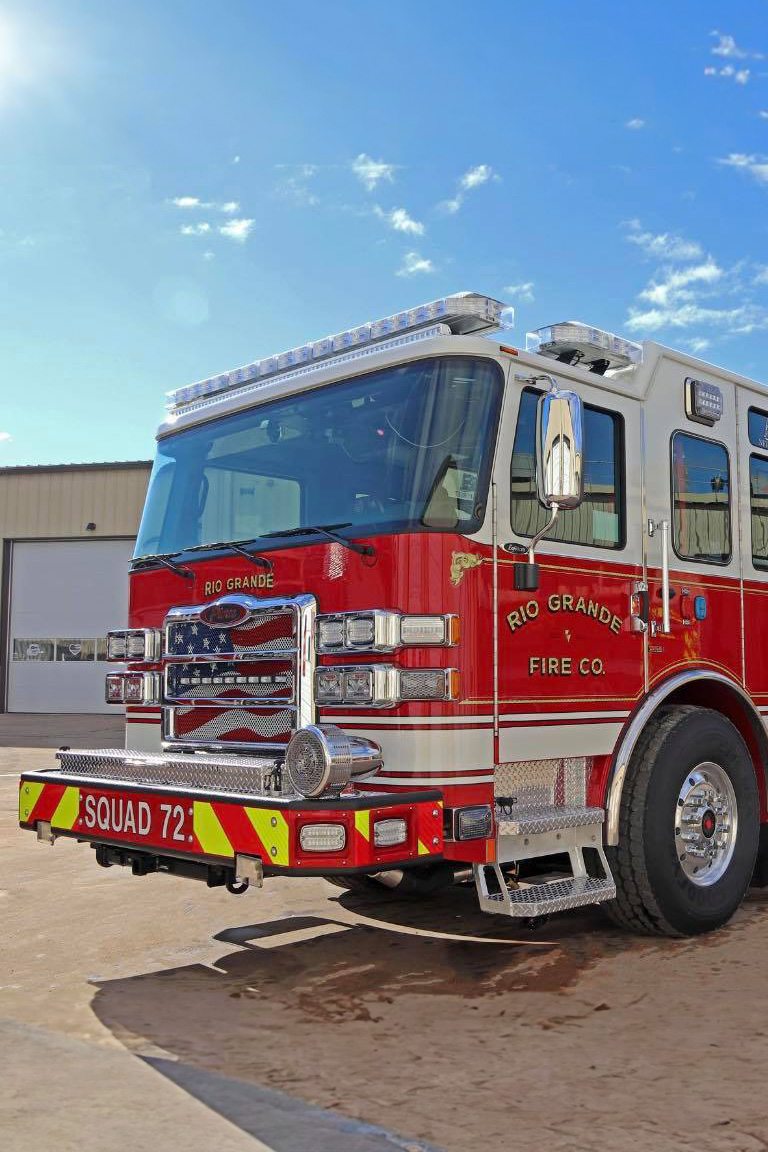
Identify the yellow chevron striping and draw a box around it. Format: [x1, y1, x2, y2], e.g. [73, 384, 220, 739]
[51, 786, 80, 830]
[19, 781, 45, 823]
[246, 808, 290, 866]
[417, 839, 430, 856]
[193, 802, 233, 857]
[354, 810, 370, 842]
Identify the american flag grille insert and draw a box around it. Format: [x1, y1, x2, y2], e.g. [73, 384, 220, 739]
[165, 660, 294, 705]
[162, 594, 316, 750]
[168, 706, 294, 744]
[165, 611, 294, 659]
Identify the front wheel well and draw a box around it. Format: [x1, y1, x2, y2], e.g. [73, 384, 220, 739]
[661, 681, 768, 816]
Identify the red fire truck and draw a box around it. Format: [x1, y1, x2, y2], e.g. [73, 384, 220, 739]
[19, 293, 768, 936]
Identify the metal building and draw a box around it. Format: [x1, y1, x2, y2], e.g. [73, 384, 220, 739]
[0, 461, 151, 714]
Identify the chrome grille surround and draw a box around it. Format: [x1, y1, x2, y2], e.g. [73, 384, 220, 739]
[161, 593, 316, 752]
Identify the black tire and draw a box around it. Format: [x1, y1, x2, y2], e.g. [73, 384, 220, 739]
[605, 705, 760, 937]
[325, 863, 455, 898]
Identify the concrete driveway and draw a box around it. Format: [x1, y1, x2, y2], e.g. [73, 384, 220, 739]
[2, 738, 768, 1152]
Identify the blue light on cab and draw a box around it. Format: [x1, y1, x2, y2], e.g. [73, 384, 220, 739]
[694, 596, 707, 621]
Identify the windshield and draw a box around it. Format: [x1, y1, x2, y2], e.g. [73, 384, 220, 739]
[135, 356, 502, 558]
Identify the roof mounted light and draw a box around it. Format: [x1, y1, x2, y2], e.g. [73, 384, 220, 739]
[526, 322, 642, 375]
[167, 292, 510, 413]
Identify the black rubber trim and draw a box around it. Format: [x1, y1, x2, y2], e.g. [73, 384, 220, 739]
[18, 769, 442, 810]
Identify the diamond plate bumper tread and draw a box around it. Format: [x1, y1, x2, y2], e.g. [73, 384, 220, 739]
[55, 748, 282, 795]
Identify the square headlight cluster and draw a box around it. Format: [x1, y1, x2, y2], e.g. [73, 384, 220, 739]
[105, 671, 161, 705]
[317, 612, 458, 653]
[316, 665, 458, 707]
[106, 628, 161, 662]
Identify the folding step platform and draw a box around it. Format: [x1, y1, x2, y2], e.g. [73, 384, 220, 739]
[474, 804, 616, 919]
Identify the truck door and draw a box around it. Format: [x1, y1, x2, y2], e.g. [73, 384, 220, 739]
[642, 364, 741, 691]
[498, 379, 645, 765]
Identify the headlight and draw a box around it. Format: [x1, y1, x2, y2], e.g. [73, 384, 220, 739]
[373, 818, 408, 847]
[299, 823, 347, 852]
[316, 612, 458, 653]
[284, 724, 382, 797]
[316, 666, 458, 706]
[105, 671, 161, 705]
[106, 628, 161, 662]
[455, 805, 493, 841]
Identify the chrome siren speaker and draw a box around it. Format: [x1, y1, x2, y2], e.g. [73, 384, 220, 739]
[284, 725, 382, 798]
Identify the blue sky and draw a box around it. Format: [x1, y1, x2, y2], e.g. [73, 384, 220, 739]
[2, 0, 768, 465]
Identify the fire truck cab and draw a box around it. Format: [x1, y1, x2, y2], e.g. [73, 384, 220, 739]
[19, 293, 768, 937]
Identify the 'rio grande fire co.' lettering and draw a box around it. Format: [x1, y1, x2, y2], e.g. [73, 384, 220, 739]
[507, 594, 622, 678]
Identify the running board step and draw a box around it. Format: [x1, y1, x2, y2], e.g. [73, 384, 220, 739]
[475, 804, 615, 919]
[474, 873, 616, 918]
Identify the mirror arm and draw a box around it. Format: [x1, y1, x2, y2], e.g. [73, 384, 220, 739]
[528, 502, 560, 565]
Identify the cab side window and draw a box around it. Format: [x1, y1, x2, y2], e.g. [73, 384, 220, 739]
[671, 432, 731, 564]
[750, 454, 768, 570]
[510, 387, 625, 549]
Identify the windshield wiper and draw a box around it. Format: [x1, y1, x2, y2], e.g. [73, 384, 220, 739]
[260, 523, 375, 557]
[181, 539, 273, 571]
[132, 552, 194, 580]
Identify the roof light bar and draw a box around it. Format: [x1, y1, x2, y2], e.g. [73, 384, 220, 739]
[526, 321, 643, 373]
[167, 292, 509, 413]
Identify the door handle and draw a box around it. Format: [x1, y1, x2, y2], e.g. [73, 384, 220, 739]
[648, 518, 672, 635]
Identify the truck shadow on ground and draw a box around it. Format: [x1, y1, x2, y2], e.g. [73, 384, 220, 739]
[88, 884, 764, 1151]
[89, 880, 672, 1057]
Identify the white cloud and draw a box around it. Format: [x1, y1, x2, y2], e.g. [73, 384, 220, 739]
[203, 250, 215, 261]
[232, 155, 240, 164]
[626, 301, 768, 333]
[275, 167, 319, 207]
[625, 118, 645, 130]
[638, 260, 723, 308]
[686, 338, 711, 354]
[438, 196, 463, 215]
[459, 164, 494, 190]
[351, 153, 396, 191]
[438, 164, 498, 214]
[373, 205, 424, 235]
[0, 431, 11, 442]
[625, 224, 703, 261]
[180, 222, 211, 236]
[396, 251, 434, 277]
[759, 111, 768, 120]
[218, 218, 255, 242]
[711, 32, 748, 59]
[503, 281, 535, 303]
[718, 152, 768, 184]
[705, 64, 751, 83]
[171, 196, 243, 212]
[754, 266, 768, 285]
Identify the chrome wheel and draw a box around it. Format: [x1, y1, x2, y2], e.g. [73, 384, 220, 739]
[674, 761, 738, 886]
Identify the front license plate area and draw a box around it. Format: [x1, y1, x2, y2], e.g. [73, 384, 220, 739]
[79, 788, 194, 851]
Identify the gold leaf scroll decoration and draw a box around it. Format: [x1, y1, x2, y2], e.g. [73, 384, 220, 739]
[450, 552, 484, 587]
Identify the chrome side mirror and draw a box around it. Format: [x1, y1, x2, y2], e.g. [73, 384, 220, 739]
[536, 388, 584, 509]
[514, 378, 584, 592]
